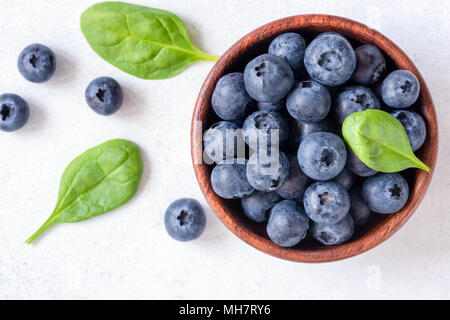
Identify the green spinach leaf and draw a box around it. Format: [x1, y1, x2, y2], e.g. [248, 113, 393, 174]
[80, 1, 219, 79]
[26, 139, 143, 244]
[342, 109, 430, 173]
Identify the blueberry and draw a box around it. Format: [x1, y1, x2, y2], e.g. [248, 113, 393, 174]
[297, 132, 347, 181]
[391, 110, 426, 152]
[212, 72, 252, 120]
[352, 45, 386, 85]
[276, 155, 311, 200]
[244, 54, 294, 102]
[85, 77, 123, 115]
[362, 173, 409, 214]
[0, 94, 30, 132]
[164, 198, 206, 241]
[257, 100, 284, 112]
[246, 149, 290, 192]
[304, 32, 356, 86]
[333, 86, 380, 124]
[346, 146, 378, 177]
[266, 200, 309, 247]
[268, 33, 306, 76]
[311, 214, 354, 245]
[303, 181, 351, 224]
[289, 118, 332, 151]
[211, 159, 255, 199]
[286, 80, 331, 122]
[349, 188, 373, 227]
[381, 70, 420, 108]
[242, 110, 289, 150]
[203, 121, 243, 163]
[333, 168, 355, 190]
[17, 43, 56, 83]
[241, 191, 280, 223]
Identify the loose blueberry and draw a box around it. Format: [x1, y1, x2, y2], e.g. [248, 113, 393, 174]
[246, 149, 290, 192]
[268, 32, 306, 76]
[334, 86, 380, 124]
[276, 155, 310, 200]
[164, 198, 206, 241]
[346, 146, 378, 177]
[362, 173, 409, 214]
[203, 121, 243, 163]
[257, 100, 284, 112]
[352, 45, 386, 85]
[242, 110, 289, 150]
[241, 191, 281, 223]
[85, 77, 123, 115]
[311, 214, 354, 245]
[0, 93, 30, 132]
[391, 110, 427, 152]
[17, 43, 56, 83]
[289, 118, 332, 151]
[333, 168, 355, 190]
[381, 70, 420, 108]
[244, 54, 294, 102]
[349, 188, 373, 227]
[211, 158, 255, 199]
[212, 72, 252, 120]
[304, 32, 356, 86]
[266, 200, 309, 247]
[297, 132, 347, 181]
[303, 181, 351, 224]
[286, 80, 331, 122]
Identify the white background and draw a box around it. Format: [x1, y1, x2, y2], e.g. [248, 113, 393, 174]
[0, 0, 449, 299]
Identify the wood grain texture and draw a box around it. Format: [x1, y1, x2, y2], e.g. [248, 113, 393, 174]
[191, 15, 438, 263]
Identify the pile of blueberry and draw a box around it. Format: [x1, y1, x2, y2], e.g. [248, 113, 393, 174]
[205, 32, 426, 247]
[0, 43, 125, 133]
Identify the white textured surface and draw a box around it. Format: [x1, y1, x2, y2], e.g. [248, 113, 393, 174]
[0, 0, 449, 299]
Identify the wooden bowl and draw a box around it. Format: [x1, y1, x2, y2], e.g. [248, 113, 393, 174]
[191, 15, 438, 262]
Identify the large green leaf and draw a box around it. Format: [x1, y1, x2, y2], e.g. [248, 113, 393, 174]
[80, 1, 219, 79]
[342, 109, 430, 173]
[26, 139, 143, 244]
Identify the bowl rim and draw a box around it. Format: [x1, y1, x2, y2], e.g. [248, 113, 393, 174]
[191, 14, 438, 263]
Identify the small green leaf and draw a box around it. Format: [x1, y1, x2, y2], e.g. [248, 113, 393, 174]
[80, 1, 219, 79]
[342, 109, 430, 173]
[26, 139, 143, 244]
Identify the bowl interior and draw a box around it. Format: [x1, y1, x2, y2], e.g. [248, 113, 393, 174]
[192, 15, 437, 262]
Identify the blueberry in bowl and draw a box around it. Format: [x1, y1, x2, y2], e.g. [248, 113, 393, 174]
[192, 15, 437, 262]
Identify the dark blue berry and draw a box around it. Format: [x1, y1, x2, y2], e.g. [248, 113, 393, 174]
[268, 33, 306, 76]
[276, 155, 310, 200]
[241, 191, 280, 223]
[303, 181, 351, 224]
[244, 54, 294, 102]
[352, 45, 386, 85]
[362, 173, 409, 214]
[346, 146, 378, 177]
[212, 72, 252, 120]
[289, 118, 332, 151]
[391, 110, 426, 152]
[0, 93, 30, 132]
[267, 200, 309, 247]
[85, 77, 123, 115]
[333, 168, 355, 190]
[304, 32, 356, 86]
[297, 132, 347, 181]
[286, 80, 331, 122]
[242, 110, 289, 150]
[211, 159, 255, 199]
[334, 86, 380, 124]
[203, 121, 243, 163]
[246, 150, 290, 192]
[382, 70, 420, 108]
[164, 198, 206, 241]
[311, 214, 354, 245]
[349, 188, 373, 227]
[18, 43, 56, 83]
